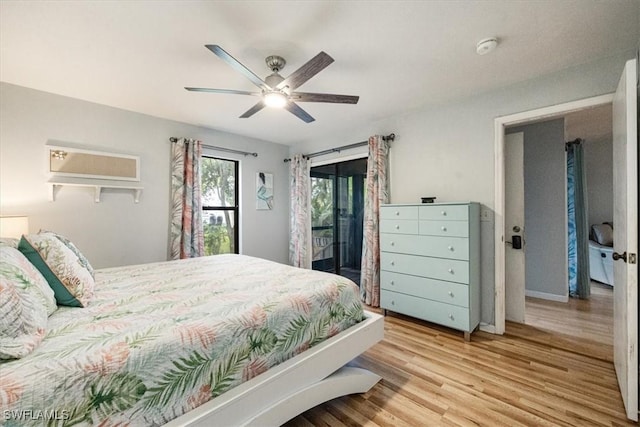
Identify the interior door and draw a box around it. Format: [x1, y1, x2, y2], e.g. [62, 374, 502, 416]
[505, 132, 526, 323]
[612, 58, 638, 421]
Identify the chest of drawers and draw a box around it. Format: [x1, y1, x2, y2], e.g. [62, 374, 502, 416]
[380, 202, 480, 340]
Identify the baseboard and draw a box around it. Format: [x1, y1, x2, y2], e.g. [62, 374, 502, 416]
[479, 323, 497, 334]
[525, 289, 568, 303]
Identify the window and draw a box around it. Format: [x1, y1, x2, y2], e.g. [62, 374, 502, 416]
[201, 156, 239, 255]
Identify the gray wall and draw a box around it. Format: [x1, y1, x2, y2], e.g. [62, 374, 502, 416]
[290, 50, 635, 325]
[0, 83, 290, 268]
[509, 119, 567, 298]
[584, 138, 614, 226]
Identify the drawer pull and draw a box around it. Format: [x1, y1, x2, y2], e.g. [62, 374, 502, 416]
[395, 211, 400, 216]
[448, 313, 454, 320]
[448, 268, 454, 274]
[390, 280, 395, 286]
[441, 226, 447, 231]
[441, 210, 447, 216]
[391, 241, 395, 246]
[391, 300, 395, 306]
[448, 291, 454, 297]
[395, 225, 400, 230]
[448, 245, 454, 251]
[391, 261, 395, 266]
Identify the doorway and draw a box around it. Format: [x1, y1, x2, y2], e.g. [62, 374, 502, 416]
[310, 157, 367, 285]
[502, 105, 614, 333]
[493, 93, 615, 334]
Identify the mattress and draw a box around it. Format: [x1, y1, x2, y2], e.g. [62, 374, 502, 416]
[0, 254, 364, 426]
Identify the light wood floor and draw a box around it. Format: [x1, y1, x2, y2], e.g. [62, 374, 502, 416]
[284, 287, 631, 427]
[521, 281, 614, 362]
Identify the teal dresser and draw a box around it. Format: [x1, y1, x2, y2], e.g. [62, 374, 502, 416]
[380, 202, 480, 340]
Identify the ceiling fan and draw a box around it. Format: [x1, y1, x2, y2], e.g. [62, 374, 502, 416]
[185, 45, 359, 123]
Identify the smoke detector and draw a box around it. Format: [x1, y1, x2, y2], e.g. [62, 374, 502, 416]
[476, 37, 498, 55]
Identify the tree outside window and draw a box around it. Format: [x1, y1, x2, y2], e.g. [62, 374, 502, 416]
[201, 156, 239, 255]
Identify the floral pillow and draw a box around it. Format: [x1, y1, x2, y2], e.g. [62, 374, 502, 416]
[0, 262, 49, 359]
[0, 237, 19, 248]
[38, 230, 95, 278]
[0, 246, 57, 316]
[18, 234, 95, 307]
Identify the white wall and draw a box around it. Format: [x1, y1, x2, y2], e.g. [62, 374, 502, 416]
[290, 50, 634, 325]
[0, 83, 290, 268]
[509, 119, 566, 298]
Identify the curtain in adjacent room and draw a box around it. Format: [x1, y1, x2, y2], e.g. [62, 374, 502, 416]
[170, 138, 204, 259]
[567, 139, 590, 299]
[289, 154, 312, 269]
[360, 135, 390, 307]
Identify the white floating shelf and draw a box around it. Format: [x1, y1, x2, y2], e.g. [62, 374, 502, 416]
[48, 178, 143, 203]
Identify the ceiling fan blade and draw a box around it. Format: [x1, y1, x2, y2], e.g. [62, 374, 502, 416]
[185, 87, 261, 96]
[284, 102, 315, 123]
[291, 92, 359, 104]
[239, 101, 266, 119]
[206, 45, 270, 91]
[276, 52, 334, 92]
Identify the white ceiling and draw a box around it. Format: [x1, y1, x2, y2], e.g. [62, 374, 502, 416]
[1, 1, 638, 146]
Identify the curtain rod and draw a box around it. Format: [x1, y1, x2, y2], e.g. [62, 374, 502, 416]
[283, 133, 395, 163]
[169, 137, 258, 157]
[565, 137, 583, 151]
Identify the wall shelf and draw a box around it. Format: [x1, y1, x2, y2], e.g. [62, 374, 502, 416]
[48, 178, 143, 203]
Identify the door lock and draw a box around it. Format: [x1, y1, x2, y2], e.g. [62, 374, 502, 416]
[506, 235, 522, 249]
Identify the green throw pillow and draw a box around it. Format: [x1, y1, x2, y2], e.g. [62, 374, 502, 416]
[18, 234, 95, 307]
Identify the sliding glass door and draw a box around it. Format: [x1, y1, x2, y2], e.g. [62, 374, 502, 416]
[310, 158, 367, 285]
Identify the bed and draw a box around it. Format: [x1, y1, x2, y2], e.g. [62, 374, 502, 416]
[0, 253, 383, 426]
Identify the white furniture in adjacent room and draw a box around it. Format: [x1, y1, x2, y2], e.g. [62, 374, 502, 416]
[380, 202, 480, 341]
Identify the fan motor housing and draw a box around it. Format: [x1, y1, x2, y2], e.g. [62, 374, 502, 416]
[265, 73, 285, 90]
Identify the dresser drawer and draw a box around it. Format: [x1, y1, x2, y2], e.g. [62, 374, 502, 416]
[380, 220, 419, 235]
[381, 290, 470, 331]
[380, 233, 469, 260]
[381, 206, 418, 220]
[419, 204, 469, 221]
[381, 252, 469, 284]
[381, 271, 469, 307]
[419, 220, 469, 237]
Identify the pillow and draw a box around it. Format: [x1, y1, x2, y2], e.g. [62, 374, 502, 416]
[0, 246, 57, 316]
[0, 271, 48, 359]
[18, 234, 95, 307]
[591, 223, 613, 247]
[38, 230, 95, 278]
[0, 237, 19, 248]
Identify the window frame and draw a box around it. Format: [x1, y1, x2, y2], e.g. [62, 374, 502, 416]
[201, 155, 240, 254]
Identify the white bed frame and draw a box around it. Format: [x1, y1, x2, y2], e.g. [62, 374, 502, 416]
[165, 311, 384, 427]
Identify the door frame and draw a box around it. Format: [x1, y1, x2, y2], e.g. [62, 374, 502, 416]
[493, 93, 615, 334]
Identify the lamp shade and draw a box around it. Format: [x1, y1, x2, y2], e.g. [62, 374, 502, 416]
[0, 216, 29, 239]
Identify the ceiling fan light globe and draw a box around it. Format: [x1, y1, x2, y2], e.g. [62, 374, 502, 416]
[264, 92, 288, 108]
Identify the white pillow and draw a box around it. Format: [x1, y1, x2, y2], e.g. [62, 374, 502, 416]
[591, 223, 613, 247]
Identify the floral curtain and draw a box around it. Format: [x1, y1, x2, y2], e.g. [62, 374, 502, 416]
[360, 135, 390, 307]
[170, 138, 204, 259]
[567, 140, 590, 299]
[289, 154, 312, 269]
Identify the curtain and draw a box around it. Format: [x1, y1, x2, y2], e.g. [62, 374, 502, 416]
[360, 135, 390, 307]
[170, 138, 204, 259]
[289, 154, 312, 268]
[567, 140, 590, 299]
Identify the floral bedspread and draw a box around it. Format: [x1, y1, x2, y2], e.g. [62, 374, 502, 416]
[0, 254, 364, 426]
